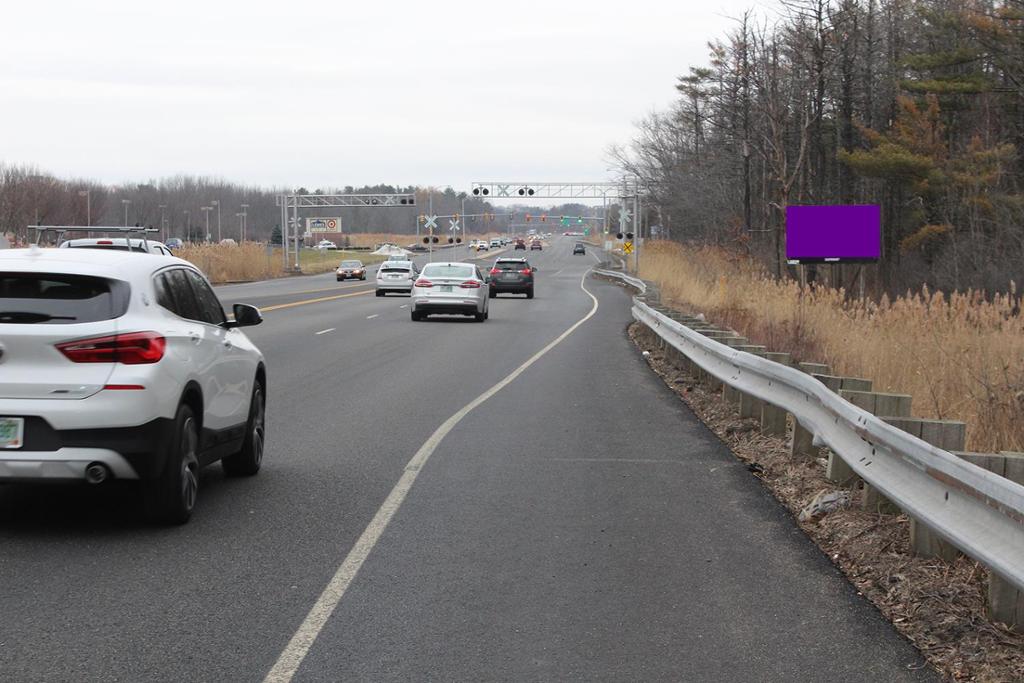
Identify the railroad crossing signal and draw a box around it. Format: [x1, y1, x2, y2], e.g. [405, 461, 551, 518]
[449, 218, 460, 231]
[623, 241, 634, 255]
[422, 214, 438, 230]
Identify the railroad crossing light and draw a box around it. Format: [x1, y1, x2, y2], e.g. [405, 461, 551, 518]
[422, 236, 430, 244]
[399, 197, 414, 205]
[432, 236, 439, 243]
[616, 232, 624, 240]
[626, 232, 634, 240]
[472, 187, 489, 196]
[370, 198, 379, 205]
[447, 237, 454, 244]
[456, 237, 462, 243]
[518, 187, 535, 197]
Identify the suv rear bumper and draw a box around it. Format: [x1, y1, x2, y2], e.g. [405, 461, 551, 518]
[0, 416, 175, 481]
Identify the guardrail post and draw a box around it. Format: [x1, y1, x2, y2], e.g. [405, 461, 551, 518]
[884, 417, 967, 561]
[719, 337, 749, 404]
[760, 352, 792, 436]
[790, 363, 831, 459]
[730, 346, 768, 417]
[813, 375, 874, 485]
[952, 451, 1024, 630]
[839, 390, 913, 512]
[696, 330, 738, 391]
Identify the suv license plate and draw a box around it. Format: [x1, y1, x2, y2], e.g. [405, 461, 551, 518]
[0, 417, 24, 449]
[439, 285, 454, 293]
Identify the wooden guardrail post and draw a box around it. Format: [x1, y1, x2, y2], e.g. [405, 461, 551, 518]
[884, 417, 967, 561]
[807, 375, 874, 484]
[839, 390, 913, 513]
[790, 363, 830, 459]
[760, 352, 792, 436]
[953, 451, 1024, 630]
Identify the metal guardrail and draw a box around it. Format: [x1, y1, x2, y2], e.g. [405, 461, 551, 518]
[594, 268, 1024, 594]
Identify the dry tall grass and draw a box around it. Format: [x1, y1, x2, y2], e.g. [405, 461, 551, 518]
[177, 243, 382, 284]
[640, 241, 1024, 452]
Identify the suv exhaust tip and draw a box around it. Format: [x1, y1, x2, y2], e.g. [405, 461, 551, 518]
[84, 463, 111, 485]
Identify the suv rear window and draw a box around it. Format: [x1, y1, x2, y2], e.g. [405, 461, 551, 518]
[494, 261, 528, 270]
[0, 273, 130, 324]
[380, 266, 412, 273]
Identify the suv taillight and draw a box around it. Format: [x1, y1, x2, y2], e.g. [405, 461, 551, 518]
[520, 268, 532, 275]
[489, 268, 500, 275]
[57, 331, 166, 365]
[460, 280, 482, 289]
[414, 279, 433, 288]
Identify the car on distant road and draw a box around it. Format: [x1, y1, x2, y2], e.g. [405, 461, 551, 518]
[476, 241, 489, 251]
[336, 260, 366, 281]
[489, 239, 502, 249]
[573, 242, 586, 255]
[530, 239, 543, 251]
[0, 248, 266, 524]
[376, 260, 419, 296]
[165, 238, 184, 251]
[316, 240, 338, 250]
[488, 257, 535, 299]
[410, 262, 489, 322]
[514, 239, 526, 250]
[59, 238, 174, 256]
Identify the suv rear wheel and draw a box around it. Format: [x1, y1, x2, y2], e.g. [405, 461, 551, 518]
[144, 403, 199, 525]
[223, 382, 265, 477]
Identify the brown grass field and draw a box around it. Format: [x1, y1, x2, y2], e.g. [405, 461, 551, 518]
[177, 242, 385, 284]
[639, 240, 1024, 452]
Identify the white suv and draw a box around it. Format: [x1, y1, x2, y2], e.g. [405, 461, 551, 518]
[0, 247, 266, 524]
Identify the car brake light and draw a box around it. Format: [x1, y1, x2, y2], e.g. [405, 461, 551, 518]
[520, 268, 532, 275]
[414, 279, 433, 288]
[97, 240, 113, 245]
[489, 268, 500, 275]
[459, 280, 482, 289]
[56, 331, 166, 365]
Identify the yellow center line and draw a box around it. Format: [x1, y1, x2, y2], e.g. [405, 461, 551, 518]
[261, 288, 374, 312]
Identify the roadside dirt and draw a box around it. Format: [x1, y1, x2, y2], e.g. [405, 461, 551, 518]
[629, 322, 1024, 683]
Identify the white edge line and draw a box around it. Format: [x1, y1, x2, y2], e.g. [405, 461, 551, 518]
[314, 328, 335, 335]
[366, 314, 379, 319]
[262, 269, 600, 682]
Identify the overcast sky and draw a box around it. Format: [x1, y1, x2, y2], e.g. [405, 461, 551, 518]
[2, 0, 780, 191]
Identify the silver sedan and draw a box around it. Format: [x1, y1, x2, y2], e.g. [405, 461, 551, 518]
[410, 262, 489, 322]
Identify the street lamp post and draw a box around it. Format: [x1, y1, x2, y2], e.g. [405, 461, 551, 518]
[211, 200, 221, 241]
[240, 204, 249, 242]
[158, 205, 167, 241]
[201, 206, 213, 242]
[236, 212, 245, 243]
[121, 199, 131, 227]
[78, 190, 91, 226]
[184, 210, 191, 241]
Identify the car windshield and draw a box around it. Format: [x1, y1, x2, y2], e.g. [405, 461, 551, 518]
[495, 261, 527, 271]
[340, 261, 362, 268]
[421, 264, 475, 279]
[0, 273, 129, 324]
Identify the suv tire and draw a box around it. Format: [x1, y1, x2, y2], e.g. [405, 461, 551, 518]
[223, 382, 265, 477]
[144, 403, 199, 525]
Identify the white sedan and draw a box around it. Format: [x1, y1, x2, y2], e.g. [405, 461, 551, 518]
[410, 262, 489, 322]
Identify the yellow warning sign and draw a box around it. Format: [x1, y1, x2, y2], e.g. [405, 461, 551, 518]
[623, 241, 634, 254]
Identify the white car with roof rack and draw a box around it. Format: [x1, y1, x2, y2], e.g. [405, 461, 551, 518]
[0, 246, 267, 524]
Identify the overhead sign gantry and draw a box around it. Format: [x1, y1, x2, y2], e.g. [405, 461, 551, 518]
[276, 192, 416, 271]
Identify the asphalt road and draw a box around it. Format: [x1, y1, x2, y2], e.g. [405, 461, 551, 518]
[0, 238, 934, 681]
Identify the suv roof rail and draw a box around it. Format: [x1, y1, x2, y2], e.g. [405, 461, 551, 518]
[31, 225, 159, 251]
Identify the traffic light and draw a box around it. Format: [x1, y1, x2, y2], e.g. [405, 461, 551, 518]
[577, 216, 584, 224]
[419, 215, 425, 223]
[526, 214, 532, 222]
[541, 215, 546, 222]
[454, 213, 459, 221]
[560, 216, 568, 226]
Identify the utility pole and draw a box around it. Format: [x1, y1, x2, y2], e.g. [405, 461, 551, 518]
[78, 190, 91, 226]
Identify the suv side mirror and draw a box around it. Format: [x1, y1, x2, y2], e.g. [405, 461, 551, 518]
[226, 303, 263, 328]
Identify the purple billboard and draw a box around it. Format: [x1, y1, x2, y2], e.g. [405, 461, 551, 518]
[785, 205, 881, 263]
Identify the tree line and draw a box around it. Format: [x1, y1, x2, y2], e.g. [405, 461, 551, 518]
[610, 0, 1024, 294]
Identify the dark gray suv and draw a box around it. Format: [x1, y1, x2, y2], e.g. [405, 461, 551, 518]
[487, 258, 536, 299]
